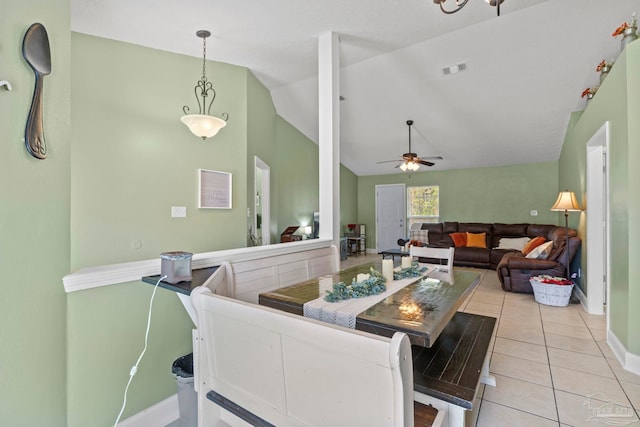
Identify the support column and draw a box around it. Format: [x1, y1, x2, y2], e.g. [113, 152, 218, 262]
[318, 31, 340, 248]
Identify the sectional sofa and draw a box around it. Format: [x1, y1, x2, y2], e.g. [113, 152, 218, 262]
[408, 222, 580, 289]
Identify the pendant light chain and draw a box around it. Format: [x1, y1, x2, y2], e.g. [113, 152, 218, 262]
[201, 35, 208, 83]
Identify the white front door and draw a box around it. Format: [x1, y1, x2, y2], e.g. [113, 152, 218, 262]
[375, 184, 406, 252]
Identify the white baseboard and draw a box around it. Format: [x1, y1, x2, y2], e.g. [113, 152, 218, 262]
[117, 394, 179, 427]
[607, 330, 640, 377]
[574, 285, 588, 312]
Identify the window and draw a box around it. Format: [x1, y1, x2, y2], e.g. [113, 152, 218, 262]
[407, 186, 439, 228]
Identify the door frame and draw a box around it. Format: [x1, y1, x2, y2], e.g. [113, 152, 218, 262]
[375, 184, 406, 252]
[585, 121, 610, 318]
[255, 156, 271, 245]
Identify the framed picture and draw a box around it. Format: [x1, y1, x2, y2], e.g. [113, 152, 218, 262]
[198, 169, 232, 209]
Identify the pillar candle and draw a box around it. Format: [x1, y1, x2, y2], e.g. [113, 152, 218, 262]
[401, 256, 412, 269]
[319, 276, 333, 294]
[382, 259, 394, 283]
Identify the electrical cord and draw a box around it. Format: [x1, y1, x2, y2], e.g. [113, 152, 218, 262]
[113, 274, 167, 427]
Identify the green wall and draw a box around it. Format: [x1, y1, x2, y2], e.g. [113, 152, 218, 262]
[558, 41, 640, 354]
[275, 116, 320, 233]
[70, 33, 249, 270]
[67, 282, 193, 426]
[0, 2, 70, 425]
[246, 71, 277, 243]
[340, 164, 359, 231]
[357, 162, 560, 249]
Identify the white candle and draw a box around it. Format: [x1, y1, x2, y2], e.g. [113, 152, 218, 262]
[401, 256, 412, 269]
[319, 277, 333, 294]
[382, 259, 394, 283]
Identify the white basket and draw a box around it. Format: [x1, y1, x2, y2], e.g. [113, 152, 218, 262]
[530, 279, 574, 307]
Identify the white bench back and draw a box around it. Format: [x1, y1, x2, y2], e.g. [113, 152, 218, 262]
[202, 245, 338, 304]
[191, 287, 414, 427]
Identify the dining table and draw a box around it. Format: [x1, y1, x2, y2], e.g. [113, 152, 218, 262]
[258, 262, 482, 348]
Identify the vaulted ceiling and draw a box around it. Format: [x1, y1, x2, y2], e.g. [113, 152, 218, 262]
[71, 0, 640, 175]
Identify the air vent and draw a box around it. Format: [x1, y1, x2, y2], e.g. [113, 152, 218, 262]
[443, 63, 467, 75]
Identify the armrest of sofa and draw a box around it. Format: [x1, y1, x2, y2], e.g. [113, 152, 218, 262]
[507, 256, 559, 271]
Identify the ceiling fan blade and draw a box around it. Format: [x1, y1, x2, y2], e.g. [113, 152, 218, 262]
[376, 159, 403, 164]
[417, 159, 435, 167]
[421, 156, 443, 160]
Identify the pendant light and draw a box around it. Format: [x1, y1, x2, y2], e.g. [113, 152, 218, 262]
[181, 30, 228, 140]
[433, 0, 504, 16]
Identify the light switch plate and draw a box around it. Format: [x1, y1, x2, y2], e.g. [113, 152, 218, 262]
[530, 210, 538, 216]
[172, 206, 187, 217]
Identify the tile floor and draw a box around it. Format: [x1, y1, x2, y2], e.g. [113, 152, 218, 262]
[341, 254, 640, 427]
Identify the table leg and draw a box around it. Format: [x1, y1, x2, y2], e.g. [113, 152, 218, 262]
[480, 352, 496, 387]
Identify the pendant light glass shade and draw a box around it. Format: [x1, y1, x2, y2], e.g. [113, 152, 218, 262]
[180, 114, 227, 139]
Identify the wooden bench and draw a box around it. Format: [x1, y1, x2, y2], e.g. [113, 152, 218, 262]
[191, 287, 447, 426]
[175, 245, 339, 326]
[412, 312, 496, 427]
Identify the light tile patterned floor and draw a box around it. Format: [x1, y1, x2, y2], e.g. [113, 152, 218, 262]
[341, 254, 640, 427]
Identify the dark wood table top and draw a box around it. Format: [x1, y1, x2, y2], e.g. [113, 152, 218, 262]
[259, 262, 481, 347]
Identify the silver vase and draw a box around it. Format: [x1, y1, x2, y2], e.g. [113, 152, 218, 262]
[621, 26, 638, 52]
[599, 65, 611, 84]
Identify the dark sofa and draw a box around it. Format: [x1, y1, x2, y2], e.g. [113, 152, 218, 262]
[411, 222, 575, 270]
[497, 228, 581, 293]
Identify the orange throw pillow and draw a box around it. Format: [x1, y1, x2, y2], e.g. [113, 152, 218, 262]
[523, 236, 546, 255]
[449, 232, 467, 247]
[466, 232, 487, 248]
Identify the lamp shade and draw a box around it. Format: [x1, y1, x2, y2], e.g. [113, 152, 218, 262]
[551, 190, 581, 212]
[180, 114, 227, 140]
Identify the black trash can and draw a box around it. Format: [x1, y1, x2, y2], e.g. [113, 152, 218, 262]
[171, 353, 197, 427]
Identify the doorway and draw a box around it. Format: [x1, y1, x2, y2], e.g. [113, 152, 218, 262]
[255, 156, 271, 245]
[375, 184, 406, 252]
[586, 121, 609, 317]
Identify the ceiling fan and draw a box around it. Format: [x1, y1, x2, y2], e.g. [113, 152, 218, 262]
[377, 120, 443, 171]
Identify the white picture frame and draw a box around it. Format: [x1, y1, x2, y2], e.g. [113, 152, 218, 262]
[198, 169, 232, 209]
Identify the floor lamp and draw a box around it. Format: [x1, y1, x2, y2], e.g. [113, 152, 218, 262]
[550, 190, 581, 279]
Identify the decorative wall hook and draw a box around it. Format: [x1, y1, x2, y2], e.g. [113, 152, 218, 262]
[0, 80, 12, 91]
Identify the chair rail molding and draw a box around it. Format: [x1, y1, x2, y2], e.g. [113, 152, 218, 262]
[63, 239, 334, 293]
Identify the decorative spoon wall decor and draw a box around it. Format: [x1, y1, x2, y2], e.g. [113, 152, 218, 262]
[22, 23, 51, 159]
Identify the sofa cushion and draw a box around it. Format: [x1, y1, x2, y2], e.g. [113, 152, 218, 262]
[458, 223, 493, 234]
[527, 224, 556, 238]
[443, 222, 459, 233]
[422, 223, 442, 233]
[522, 236, 547, 255]
[450, 232, 467, 247]
[526, 241, 553, 259]
[496, 237, 530, 251]
[466, 232, 487, 248]
[491, 223, 528, 247]
[454, 247, 491, 265]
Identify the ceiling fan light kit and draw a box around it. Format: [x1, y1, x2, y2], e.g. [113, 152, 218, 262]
[433, 0, 503, 16]
[377, 120, 442, 172]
